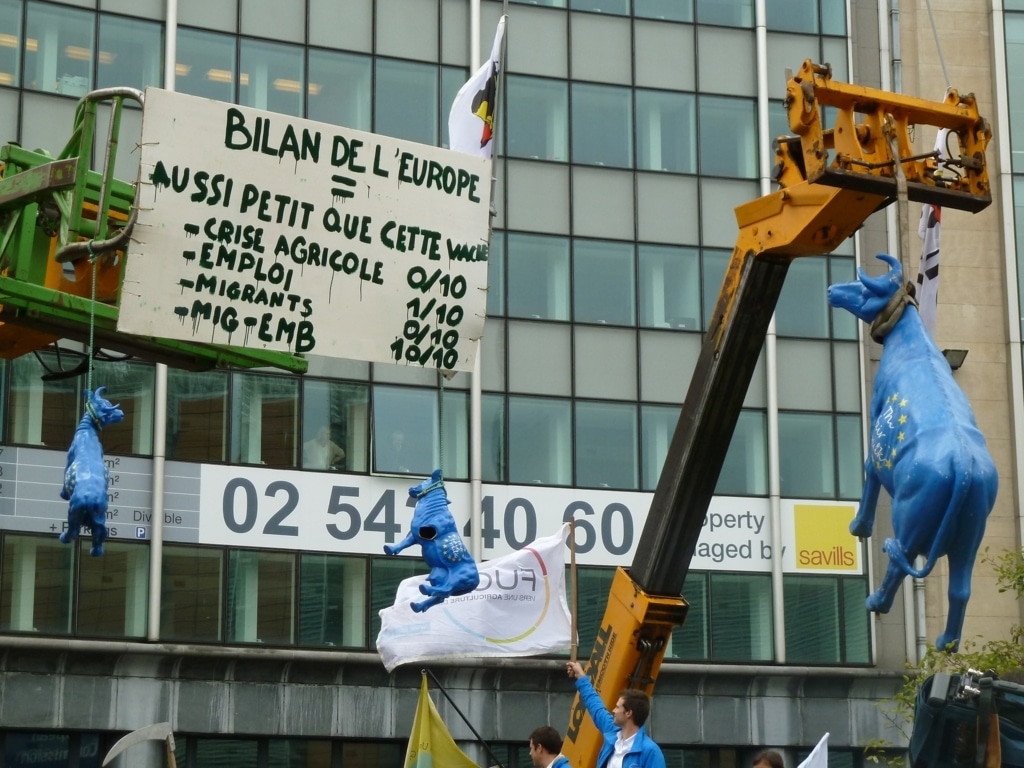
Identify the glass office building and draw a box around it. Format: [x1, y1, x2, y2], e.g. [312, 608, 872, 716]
[0, 0, 1019, 766]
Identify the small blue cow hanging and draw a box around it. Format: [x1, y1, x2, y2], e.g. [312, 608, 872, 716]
[828, 254, 998, 651]
[59, 387, 124, 556]
[384, 469, 480, 612]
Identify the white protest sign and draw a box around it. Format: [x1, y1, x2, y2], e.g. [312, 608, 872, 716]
[119, 88, 492, 372]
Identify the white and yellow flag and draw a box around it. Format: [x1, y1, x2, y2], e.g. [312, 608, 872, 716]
[405, 674, 478, 768]
[448, 16, 506, 158]
[798, 733, 829, 768]
[377, 525, 573, 672]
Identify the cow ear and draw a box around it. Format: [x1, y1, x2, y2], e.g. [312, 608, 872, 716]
[431, 468, 442, 483]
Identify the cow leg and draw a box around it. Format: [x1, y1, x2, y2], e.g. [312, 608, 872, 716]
[89, 508, 108, 557]
[60, 508, 81, 544]
[850, 465, 881, 538]
[411, 594, 446, 613]
[937, 544, 979, 652]
[866, 544, 908, 614]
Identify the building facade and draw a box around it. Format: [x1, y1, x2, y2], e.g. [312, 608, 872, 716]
[0, 0, 1020, 766]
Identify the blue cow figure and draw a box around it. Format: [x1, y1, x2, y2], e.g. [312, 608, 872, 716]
[59, 387, 124, 556]
[827, 253, 998, 651]
[384, 469, 480, 612]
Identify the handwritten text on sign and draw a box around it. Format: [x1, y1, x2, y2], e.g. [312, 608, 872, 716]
[118, 88, 492, 372]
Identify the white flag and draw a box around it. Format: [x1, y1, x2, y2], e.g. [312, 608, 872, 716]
[798, 733, 829, 768]
[916, 128, 949, 338]
[447, 16, 506, 158]
[377, 524, 573, 672]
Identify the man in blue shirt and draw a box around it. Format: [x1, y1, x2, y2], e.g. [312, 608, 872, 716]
[566, 661, 666, 768]
[529, 725, 573, 768]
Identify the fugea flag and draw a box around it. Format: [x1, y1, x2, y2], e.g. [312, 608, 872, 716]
[377, 525, 573, 672]
[448, 16, 506, 158]
[404, 674, 478, 768]
[798, 733, 829, 768]
[917, 128, 949, 338]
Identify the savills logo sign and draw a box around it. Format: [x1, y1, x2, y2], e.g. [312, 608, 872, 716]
[793, 503, 859, 571]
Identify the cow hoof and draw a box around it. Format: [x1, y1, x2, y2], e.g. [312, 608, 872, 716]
[865, 592, 885, 612]
[383, 545, 395, 556]
[59, 532, 71, 544]
[90, 545, 104, 557]
[849, 520, 872, 538]
[936, 634, 959, 652]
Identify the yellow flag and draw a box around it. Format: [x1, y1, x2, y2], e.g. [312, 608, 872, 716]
[405, 674, 478, 768]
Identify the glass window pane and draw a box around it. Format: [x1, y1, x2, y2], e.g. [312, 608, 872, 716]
[487, 231, 505, 316]
[481, 393, 506, 482]
[1007, 17, 1024, 173]
[575, 401, 638, 490]
[572, 566, 614, 657]
[77, 540, 149, 638]
[241, 0, 304, 43]
[302, 380, 369, 473]
[161, 545, 223, 642]
[8, 352, 89, 449]
[372, 385, 438, 476]
[696, 0, 753, 27]
[268, 739, 333, 768]
[784, 575, 839, 663]
[574, 327, 637, 400]
[307, 50, 371, 131]
[710, 573, 773, 661]
[375, 58, 437, 145]
[765, 0, 817, 33]
[698, 95, 757, 177]
[508, 321, 572, 396]
[239, 39, 304, 117]
[668, 571, 707, 659]
[511, 0, 565, 6]
[89, 359, 155, 456]
[230, 373, 299, 468]
[0, 0, 23, 88]
[196, 739, 257, 767]
[570, 0, 628, 13]
[715, 409, 767, 496]
[821, 0, 847, 36]
[636, 90, 696, 174]
[508, 396, 571, 486]
[310, 0, 371, 51]
[573, 239, 635, 325]
[836, 413, 863, 501]
[506, 75, 568, 161]
[639, 244, 700, 329]
[369, 556, 421, 640]
[697, 26, 756, 98]
[176, 28, 237, 103]
[777, 339, 833, 412]
[166, 369, 228, 463]
[635, 0, 693, 22]
[833, 341, 860, 412]
[830, 256, 858, 339]
[779, 412, 835, 498]
[641, 404, 679, 490]
[776, 257, 830, 337]
[571, 83, 632, 168]
[507, 233, 570, 320]
[97, 14, 162, 91]
[226, 549, 295, 645]
[299, 554, 366, 648]
[701, 247, 731, 328]
[24, 3, 93, 95]
[1, 534, 74, 633]
[441, 64, 463, 150]
[842, 577, 870, 662]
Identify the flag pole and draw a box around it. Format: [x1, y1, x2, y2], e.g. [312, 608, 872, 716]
[569, 518, 578, 663]
[424, 668, 506, 768]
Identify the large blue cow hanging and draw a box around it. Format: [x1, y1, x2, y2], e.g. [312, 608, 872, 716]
[828, 253, 997, 651]
[59, 387, 124, 556]
[384, 469, 480, 612]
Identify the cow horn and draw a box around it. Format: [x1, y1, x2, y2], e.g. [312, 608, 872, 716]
[858, 254, 901, 294]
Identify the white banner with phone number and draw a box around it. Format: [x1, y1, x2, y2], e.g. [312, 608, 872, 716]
[197, 465, 860, 573]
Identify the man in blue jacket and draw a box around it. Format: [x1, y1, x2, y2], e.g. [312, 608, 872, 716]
[566, 661, 666, 768]
[529, 725, 573, 768]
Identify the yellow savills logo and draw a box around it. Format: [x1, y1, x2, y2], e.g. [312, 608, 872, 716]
[794, 504, 859, 571]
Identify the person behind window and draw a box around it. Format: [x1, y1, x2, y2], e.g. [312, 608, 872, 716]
[303, 424, 345, 470]
[753, 750, 784, 768]
[529, 725, 573, 768]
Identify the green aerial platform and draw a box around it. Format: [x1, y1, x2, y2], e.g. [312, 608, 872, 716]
[0, 86, 307, 373]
